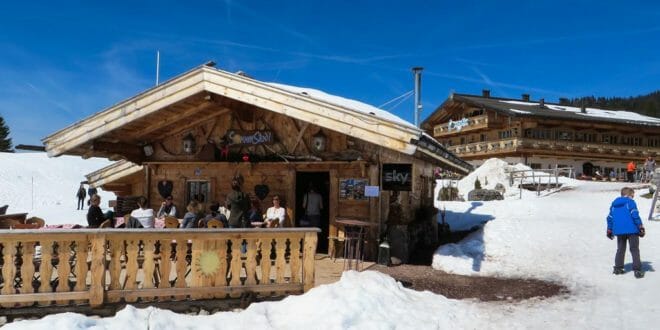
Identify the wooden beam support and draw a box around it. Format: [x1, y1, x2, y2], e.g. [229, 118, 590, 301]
[163, 107, 230, 140]
[129, 101, 215, 140]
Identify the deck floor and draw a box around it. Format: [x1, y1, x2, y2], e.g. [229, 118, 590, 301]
[314, 254, 375, 287]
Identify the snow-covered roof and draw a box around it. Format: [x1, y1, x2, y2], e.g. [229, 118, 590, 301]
[448, 94, 660, 127]
[267, 83, 417, 130]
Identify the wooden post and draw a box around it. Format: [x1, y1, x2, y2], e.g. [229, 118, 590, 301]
[302, 231, 317, 292]
[89, 235, 106, 308]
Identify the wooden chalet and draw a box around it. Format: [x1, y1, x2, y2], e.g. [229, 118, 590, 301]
[43, 63, 471, 258]
[422, 90, 660, 177]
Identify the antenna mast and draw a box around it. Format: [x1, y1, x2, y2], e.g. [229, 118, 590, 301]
[156, 50, 160, 85]
[412, 67, 423, 127]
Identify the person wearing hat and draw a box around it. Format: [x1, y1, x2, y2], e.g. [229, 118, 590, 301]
[157, 195, 177, 218]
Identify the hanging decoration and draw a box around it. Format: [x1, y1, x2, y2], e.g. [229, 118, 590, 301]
[157, 180, 173, 199]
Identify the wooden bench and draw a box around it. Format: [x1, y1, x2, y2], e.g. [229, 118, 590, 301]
[0, 213, 29, 229]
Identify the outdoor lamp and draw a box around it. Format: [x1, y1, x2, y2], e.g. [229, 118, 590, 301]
[312, 130, 327, 153]
[142, 144, 154, 157]
[182, 133, 196, 154]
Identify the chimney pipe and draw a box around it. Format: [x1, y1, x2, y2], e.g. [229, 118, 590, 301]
[412, 67, 423, 128]
[482, 89, 490, 98]
[539, 98, 545, 107]
[522, 94, 530, 102]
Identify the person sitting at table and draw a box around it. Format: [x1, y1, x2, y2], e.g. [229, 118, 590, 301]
[181, 201, 201, 228]
[202, 201, 229, 227]
[246, 198, 262, 226]
[87, 194, 106, 228]
[127, 196, 155, 228]
[156, 195, 177, 218]
[264, 195, 285, 228]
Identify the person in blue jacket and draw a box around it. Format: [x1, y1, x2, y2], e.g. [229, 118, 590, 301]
[606, 187, 646, 278]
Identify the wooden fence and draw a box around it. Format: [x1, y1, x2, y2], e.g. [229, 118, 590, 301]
[0, 228, 319, 309]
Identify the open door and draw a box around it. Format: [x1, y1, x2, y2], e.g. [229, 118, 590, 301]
[296, 171, 330, 253]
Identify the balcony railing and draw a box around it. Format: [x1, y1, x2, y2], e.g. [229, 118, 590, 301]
[433, 115, 492, 136]
[0, 228, 318, 309]
[447, 138, 660, 158]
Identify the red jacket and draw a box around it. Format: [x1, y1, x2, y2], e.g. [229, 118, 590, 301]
[627, 162, 636, 172]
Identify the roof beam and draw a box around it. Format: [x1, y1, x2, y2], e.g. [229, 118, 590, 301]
[128, 100, 215, 140]
[163, 107, 230, 140]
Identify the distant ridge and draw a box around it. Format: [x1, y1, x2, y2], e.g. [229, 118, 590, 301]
[559, 90, 660, 118]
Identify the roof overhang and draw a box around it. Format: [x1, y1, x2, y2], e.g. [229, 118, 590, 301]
[85, 160, 143, 188]
[44, 64, 469, 172]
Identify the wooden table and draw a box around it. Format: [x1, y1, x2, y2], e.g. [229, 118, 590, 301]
[335, 218, 377, 271]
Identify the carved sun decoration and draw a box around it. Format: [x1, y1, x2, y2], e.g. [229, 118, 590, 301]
[196, 251, 221, 276]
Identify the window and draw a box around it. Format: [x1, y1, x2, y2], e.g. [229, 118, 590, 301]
[530, 163, 542, 169]
[186, 180, 210, 206]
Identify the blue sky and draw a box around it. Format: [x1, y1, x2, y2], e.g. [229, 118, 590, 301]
[1, 1, 659, 146]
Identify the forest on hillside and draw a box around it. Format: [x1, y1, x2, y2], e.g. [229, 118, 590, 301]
[558, 90, 660, 118]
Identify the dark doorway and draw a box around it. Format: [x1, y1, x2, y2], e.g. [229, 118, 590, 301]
[582, 162, 594, 176]
[296, 172, 330, 253]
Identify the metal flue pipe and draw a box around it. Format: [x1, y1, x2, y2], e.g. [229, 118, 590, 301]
[412, 67, 423, 127]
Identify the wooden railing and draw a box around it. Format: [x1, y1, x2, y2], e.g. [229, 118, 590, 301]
[433, 114, 493, 136]
[0, 228, 319, 309]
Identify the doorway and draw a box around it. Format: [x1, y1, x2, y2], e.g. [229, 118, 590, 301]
[296, 172, 330, 253]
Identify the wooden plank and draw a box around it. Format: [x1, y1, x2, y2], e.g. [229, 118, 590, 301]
[129, 101, 215, 139]
[0, 291, 89, 304]
[189, 239, 203, 300]
[157, 240, 173, 302]
[289, 237, 301, 284]
[141, 239, 156, 302]
[260, 239, 272, 285]
[55, 240, 72, 305]
[275, 238, 286, 284]
[107, 239, 124, 303]
[244, 239, 257, 286]
[88, 235, 106, 308]
[106, 283, 303, 301]
[174, 240, 188, 300]
[37, 240, 54, 307]
[229, 238, 242, 298]
[73, 240, 88, 304]
[19, 241, 36, 308]
[1, 242, 17, 308]
[302, 232, 317, 292]
[213, 239, 228, 299]
[124, 239, 139, 303]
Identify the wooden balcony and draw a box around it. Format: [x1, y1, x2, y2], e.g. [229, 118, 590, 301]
[432, 115, 496, 137]
[448, 138, 660, 159]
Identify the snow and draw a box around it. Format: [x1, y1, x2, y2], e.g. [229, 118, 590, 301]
[267, 82, 418, 130]
[0, 152, 115, 225]
[5, 155, 660, 328]
[501, 99, 660, 124]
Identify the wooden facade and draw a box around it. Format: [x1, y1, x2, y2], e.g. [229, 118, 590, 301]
[43, 64, 471, 260]
[422, 91, 660, 176]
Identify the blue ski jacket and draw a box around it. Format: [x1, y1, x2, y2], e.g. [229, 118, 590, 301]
[606, 196, 643, 235]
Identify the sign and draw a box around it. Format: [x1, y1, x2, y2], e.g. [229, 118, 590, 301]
[448, 118, 469, 131]
[364, 185, 380, 197]
[227, 130, 274, 146]
[339, 178, 368, 200]
[382, 163, 412, 191]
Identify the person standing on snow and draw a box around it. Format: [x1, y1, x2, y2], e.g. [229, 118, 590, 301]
[626, 161, 637, 183]
[76, 183, 87, 210]
[606, 187, 646, 278]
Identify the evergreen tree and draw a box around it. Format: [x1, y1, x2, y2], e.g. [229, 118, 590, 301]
[0, 115, 14, 152]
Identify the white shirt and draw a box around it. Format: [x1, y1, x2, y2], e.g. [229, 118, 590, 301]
[157, 204, 177, 218]
[131, 208, 155, 228]
[266, 206, 286, 222]
[218, 206, 231, 220]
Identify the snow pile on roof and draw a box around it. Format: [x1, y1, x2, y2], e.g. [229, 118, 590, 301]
[501, 100, 660, 124]
[0, 152, 115, 225]
[267, 82, 418, 129]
